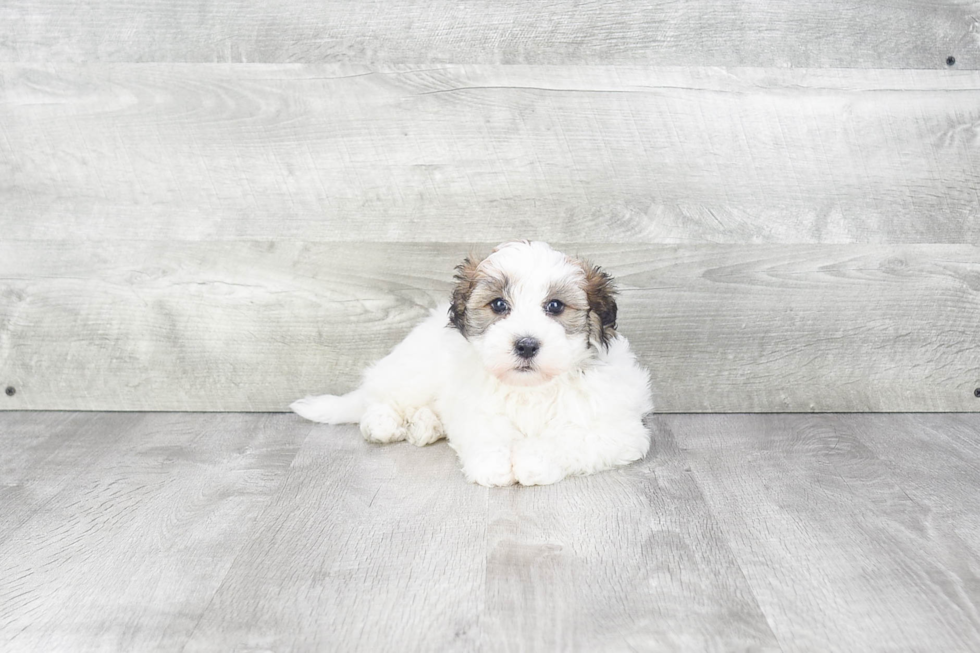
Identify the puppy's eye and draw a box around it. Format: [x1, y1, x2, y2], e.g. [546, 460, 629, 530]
[545, 299, 565, 315]
[489, 298, 509, 314]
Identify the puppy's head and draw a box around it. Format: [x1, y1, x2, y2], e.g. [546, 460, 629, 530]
[449, 241, 618, 387]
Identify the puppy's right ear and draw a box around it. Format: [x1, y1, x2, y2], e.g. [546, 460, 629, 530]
[449, 256, 481, 336]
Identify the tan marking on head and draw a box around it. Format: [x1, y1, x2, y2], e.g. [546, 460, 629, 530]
[449, 252, 515, 337]
[545, 277, 591, 337]
[464, 273, 512, 337]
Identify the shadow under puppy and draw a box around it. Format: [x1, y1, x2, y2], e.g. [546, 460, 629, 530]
[291, 241, 653, 486]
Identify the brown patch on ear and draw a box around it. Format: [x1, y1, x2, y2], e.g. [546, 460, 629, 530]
[581, 263, 618, 348]
[449, 256, 482, 336]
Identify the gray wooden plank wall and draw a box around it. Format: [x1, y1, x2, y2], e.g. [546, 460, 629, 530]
[2, 241, 978, 412]
[3, 65, 980, 244]
[1, 1, 977, 68]
[1, 2, 979, 412]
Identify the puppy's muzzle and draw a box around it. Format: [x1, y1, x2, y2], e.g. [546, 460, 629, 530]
[514, 337, 541, 360]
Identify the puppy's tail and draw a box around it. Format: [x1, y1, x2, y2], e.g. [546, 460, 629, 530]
[290, 390, 367, 424]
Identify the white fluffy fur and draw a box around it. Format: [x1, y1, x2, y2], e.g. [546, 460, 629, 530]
[291, 241, 653, 486]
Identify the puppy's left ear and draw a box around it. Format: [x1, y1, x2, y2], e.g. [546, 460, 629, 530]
[449, 256, 481, 336]
[582, 264, 618, 349]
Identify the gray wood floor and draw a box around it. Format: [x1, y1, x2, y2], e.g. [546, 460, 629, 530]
[1, 412, 979, 651]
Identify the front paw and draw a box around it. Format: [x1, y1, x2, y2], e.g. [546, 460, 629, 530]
[460, 448, 516, 487]
[511, 440, 565, 486]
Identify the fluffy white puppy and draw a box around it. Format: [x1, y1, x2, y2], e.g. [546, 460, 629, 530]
[291, 241, 653, 486]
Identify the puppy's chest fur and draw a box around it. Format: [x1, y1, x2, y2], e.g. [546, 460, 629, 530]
[483, 372, 589, 438]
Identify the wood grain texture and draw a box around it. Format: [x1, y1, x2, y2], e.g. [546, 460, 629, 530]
[0, 411, 126, 542]
[671, 413, 980, 651]
[2, 65, 979, 244]
[844, 414, 980, 553]
[0, 412, 307, 651]
[481, 415, 779, 651]
[3, 412, 980, 650]
[1, 1, 977, 68]
[182, 421, 490, 652]
[2, 241, 978, 412]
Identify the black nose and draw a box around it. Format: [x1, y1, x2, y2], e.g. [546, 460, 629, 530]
[514, 337, 540, 360]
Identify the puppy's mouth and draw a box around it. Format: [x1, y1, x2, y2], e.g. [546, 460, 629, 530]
[497, 360, 556, 387]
